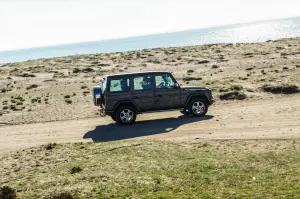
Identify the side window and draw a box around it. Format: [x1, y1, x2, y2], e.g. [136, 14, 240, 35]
[155, 74, 175, 89]
[134, 76, 153, 91]
[109, 78, 130, 92]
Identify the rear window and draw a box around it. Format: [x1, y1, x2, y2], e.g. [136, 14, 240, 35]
[109, 78, 130, 92]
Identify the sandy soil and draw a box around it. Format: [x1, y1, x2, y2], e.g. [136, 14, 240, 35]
[1, 94, 299, 153]
[0, 38, 300, 153]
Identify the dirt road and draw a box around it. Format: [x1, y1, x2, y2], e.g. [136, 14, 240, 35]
[1, 94, 300, 154]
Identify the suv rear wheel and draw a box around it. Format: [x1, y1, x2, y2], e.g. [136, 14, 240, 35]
[116, 105, 136, 125]
[188, 98, 208, 117]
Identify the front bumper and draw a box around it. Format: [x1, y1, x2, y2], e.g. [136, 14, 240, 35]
[211, 97, 215, 104]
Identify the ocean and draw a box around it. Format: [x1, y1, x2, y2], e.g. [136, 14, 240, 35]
[1, 17, 300, 64]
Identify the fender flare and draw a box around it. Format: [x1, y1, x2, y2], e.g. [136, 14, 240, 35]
[113, 100, 140, 112]
[184, 94, 209, 107]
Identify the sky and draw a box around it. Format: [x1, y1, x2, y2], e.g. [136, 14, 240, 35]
[0, 0, 299, 51]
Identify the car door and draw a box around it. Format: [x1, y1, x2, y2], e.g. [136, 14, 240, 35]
[105, 76, 132, 112]
[132, 75, 154, 111]
[154, 74, 181, 110]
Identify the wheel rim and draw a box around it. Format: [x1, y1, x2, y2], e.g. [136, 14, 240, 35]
[192, 101, 205, 115]
[120, 109, 134, 123]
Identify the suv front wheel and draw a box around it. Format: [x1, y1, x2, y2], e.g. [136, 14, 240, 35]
[116, 106, 136, 125]
[188, 98, 208, 117]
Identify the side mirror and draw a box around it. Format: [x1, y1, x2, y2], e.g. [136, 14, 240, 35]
[174, 83, 180, 88]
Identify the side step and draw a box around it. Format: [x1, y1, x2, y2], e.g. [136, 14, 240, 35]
[140, 108, 185, 114]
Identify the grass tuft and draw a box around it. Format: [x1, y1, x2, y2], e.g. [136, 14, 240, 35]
[65, 99, 72, 104]
[26, 84, 39, 90]
[45, 143, 57, 150]
[70, 166, 82, 174]
[43, 192, 78, 199]
[182, 77, 202, 81]
[230, 85, 243, 91]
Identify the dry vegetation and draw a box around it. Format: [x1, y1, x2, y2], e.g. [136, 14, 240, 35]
[1, 140, 300, 198]
[0, 38, 300, 124]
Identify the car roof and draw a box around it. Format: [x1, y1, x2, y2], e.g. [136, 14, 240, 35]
[104, 71, 171, 78]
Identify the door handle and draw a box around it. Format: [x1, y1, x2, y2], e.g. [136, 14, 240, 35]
[156, 94, 162, 97]
[132, 96, 140, 99]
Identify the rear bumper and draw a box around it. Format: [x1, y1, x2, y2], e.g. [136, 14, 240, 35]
[99, 104, 107, 116]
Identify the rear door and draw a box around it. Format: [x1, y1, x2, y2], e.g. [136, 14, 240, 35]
[105, 76, 132, 111]
[132, 75, 154, 111]
[154, 74, 181, 110]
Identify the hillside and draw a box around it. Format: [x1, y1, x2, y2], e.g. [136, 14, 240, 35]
[0, 38, 300, 124]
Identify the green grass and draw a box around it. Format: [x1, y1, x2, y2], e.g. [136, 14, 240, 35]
[1, 140, 300, 198]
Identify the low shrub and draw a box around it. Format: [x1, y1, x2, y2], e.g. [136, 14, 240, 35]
[45, 143, 56, 150]
[219, 88, 229, 92]
[26, 84, 39, 90]
[262, 84, 299, 94]
[212, 65, 220, 69]
[197, 60, 210, 64]
[65, 99, 72, 104]
[82, 67, 95, 73]
[220, 91, 247, 100]
[0, 186, 16, 199]
[9, 105, 16, 110]
[19, 73, 35, 78]
[230, 85, 243, 91]
[245, 67, 254, 71]
[182, 77, 202, 81]
[70, 166, 82, 174]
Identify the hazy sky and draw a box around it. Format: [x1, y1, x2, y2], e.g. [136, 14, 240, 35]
[0, 0, 299, 51]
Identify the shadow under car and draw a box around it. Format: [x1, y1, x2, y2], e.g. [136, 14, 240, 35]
[83, 115, 214, 142]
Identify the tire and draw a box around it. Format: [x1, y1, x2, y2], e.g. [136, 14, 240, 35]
[116, 105, 136, 125]
[188, 98, 208, 117]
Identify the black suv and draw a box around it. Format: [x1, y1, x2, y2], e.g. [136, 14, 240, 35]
[93, 72, 213, 124]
